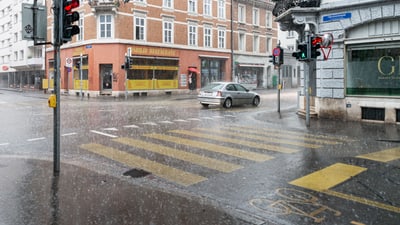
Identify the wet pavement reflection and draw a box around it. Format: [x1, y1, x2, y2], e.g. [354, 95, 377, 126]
[0, 158, 244, 225]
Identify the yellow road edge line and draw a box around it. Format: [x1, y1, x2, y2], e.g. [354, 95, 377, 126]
[356, 147, 400, 162]
[145, 133, 273, 162]
[323, 190, 400, 214]
[80, 143, 207, 186]
[195, 127, 322, 149]
[289, 163, 367, 191]
[170, 130, 298, 154]
[113, 137, 243, 173]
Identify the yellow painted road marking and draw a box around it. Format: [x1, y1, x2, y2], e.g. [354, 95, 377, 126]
[80, 143, 207, 186]
[323, 190, 400, 214]
[170, 130, 298, 154]
[195, 127, 322, 149]
[113, 137, 242, 173]
[289, 163, 367, 191]
[144, 133, 273, 162]
[357, 147, 400, 162]
[290, 163, 400, 213]
[231, 126, 345, 145]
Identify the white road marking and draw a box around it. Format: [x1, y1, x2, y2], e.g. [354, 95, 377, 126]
[187, 118, 201, 121]
[0, 143, 10, 146]
[103, 127, 118, 131]
[90, 130, 118, 138]
[62, 132, 77, 137]
[173, 119, 188, 122]
[27, 137, 46, 142]
[123, 124, 140, 128]
[141, 122, 158, 126]
[159, 121, 174, 124]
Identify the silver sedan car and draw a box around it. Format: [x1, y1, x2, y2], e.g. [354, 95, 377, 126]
[198, 82, 261, 108]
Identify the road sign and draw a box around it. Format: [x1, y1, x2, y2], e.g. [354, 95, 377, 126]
[323, 12, 351, 22]
[22, 3, 47, 41]
[66, 57, 72, 68]
[273, 47, 281, 56]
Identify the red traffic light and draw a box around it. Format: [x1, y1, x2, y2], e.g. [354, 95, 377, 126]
[64, 0, 80, 11]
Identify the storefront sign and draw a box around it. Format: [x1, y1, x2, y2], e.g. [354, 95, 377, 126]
[132, 47, 177, 57]
[180, 74, 187, 87]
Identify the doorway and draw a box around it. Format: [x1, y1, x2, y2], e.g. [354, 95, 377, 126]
[100, 64, 113, 94]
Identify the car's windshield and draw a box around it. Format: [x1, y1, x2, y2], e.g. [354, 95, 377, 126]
[202, 83, 224, 91]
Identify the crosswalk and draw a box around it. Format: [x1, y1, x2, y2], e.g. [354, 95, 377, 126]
[80, 126, 354, 186]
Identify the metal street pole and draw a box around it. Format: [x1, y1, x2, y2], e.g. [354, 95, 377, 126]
[80, 53, 83, 99]
[277, 65, 281, 113]
[53, 0, 62, 175]
[304, 24, 311, 127]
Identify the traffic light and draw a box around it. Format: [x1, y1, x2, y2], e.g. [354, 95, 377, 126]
[269, 55, 276, 65]
[292, 43, 307, 61]
[310, 36, 322, 59]
[62, 0, 80, 43]
[124, 56, 134, 69]
[75, 61, 80, 69]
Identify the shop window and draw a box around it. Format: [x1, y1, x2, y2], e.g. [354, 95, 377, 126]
[346, 45, 400, 96]
[361, 107, 385, 121]
[397, 109, 400, 122]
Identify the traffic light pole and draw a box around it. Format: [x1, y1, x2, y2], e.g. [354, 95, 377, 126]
[305, 29, 311, 127]
[53, 0, 62, 176]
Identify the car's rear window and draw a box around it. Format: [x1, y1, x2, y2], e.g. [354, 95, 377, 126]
[202, 83, 224, 91]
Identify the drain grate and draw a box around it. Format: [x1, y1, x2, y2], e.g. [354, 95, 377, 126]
[123, 168, 151, 178]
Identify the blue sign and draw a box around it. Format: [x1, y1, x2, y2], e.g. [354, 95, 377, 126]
[323, 12, 351, 22]
[86, 45, 92, 49]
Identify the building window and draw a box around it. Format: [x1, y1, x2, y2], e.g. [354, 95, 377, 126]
[217, 0, 225, 19]
[99, 14, 113, 38]
[163, 0, 173, 8]
[188, 23, 197, 46]
[252, 8, 259, 26]
[218, 27, 226, 49]
[203, 0, 211, 17]
[204, 25, 212, 48]
[14, 51, 17, 61]
[134, 15, 146, 41]
[347, 44, 400, 96]
[77, 12, 84, 41]
[238, 4, 245, 23]
[163, 19, 173, 44]
[19, 50, 24, 60]
[253, 35, 259, 53]
[188, 0, 197, 14]
[239, 33, 245, 51]
[266, 11, 272, 28]
[266, 37, 272, 53]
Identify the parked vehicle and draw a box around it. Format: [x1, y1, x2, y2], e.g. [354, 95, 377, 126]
[198, 82, 261, 108]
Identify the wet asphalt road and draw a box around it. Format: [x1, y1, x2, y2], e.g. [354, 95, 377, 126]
[0, 89, 399, 225]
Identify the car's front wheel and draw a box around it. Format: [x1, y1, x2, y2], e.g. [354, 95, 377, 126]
[252, 96, 260, 106]
[223, 98, 232, 108]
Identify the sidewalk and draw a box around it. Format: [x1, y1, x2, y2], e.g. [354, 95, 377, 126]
[0, 157, 248, 225]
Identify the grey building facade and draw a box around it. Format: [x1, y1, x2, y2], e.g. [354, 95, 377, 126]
[275, 0, 400, 123]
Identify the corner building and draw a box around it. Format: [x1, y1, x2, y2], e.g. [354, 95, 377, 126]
[275, 0, 400, 123]
[45, 0, 277, 97]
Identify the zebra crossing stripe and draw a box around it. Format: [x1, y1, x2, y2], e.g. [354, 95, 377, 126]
[144, 133, 273, 162]
[113, 137, 243, 173]
[196, 128, 322, 149]
[170, 130, 298, 154]
[80, 143, 207, 186]
[230, 126, 343, 145]
[356, 147, 400, 162]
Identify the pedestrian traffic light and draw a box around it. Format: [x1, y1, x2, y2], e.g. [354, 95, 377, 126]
[62, 0, 80, 43]
[292, 43, 307, 61]
[310, 36, 322, 59]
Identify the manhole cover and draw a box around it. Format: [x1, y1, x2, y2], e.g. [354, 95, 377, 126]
[123, 168, 151, 178]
